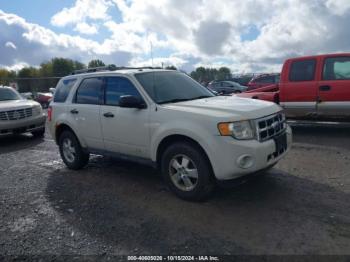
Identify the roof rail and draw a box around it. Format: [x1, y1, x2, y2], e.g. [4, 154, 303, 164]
[72, 65, 117, 75]
[72, 65, 163, 75]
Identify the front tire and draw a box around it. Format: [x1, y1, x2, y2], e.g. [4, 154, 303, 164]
[58, 130, 89, 170]
[161, 142, 214, 201]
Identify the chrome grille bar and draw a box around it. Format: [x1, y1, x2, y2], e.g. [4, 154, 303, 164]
[255, 112, 286, 142]
[0, 107, 33, 121]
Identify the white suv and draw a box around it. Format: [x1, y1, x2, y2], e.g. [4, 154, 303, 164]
[48, 68, 292, 200]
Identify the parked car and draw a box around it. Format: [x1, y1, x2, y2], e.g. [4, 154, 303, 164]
[208, 81, 247, 94]
[35, 92, 53, 109]
[237, 53, 350, 120]
[0, 86, 46, 137]
[20, 92, 33, 100]
[48, 68, 292, 200]
[49, 87, 56, 94]
[247, 74, 280, 91]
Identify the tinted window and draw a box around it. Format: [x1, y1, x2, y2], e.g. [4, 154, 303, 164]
[0, 88, 21, 101]
[275, 75, 280, 83]
[53, 78, 76, 102]
[323, 57, 350, 80]
[76, 77, 103, 104]
[222, 82, 233, 87]
[135, 72, 214, 104]
[105, 77, 142, 106]
[289, 59, 316, 82]
[256, 76, 274, 84]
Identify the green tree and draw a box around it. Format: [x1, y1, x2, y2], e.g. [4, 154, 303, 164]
[51, 58, 75, 77]
[74, 61, 86, 70]
[18, 67, 40, 92]
[88, 59, 105, 68]
[0, 69, 16, 86]
[165, 65, 177, 70]
[217, 67, 231, 80]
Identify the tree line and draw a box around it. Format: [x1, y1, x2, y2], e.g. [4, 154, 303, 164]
[0, 58, 107, 92]
[0, 57, 242, 92]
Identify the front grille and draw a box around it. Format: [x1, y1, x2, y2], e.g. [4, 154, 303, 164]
[255, 112, 286, 141]
[0, 107, 33, 121]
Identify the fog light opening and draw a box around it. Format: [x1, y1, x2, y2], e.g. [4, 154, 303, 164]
[237, 154, 254, 169]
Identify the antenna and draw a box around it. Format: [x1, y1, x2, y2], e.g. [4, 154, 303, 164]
[150, 40, 154, 67]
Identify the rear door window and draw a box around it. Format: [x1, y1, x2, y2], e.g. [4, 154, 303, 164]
[53, 78, 77, 102]
[104, 77, 142, 106]
[323, 57, 350, 80]
[289, 59, 316, 82]
[75, 77, 103, 104]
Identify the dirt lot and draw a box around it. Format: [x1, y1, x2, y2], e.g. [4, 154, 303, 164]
[0, 123, 349, 258]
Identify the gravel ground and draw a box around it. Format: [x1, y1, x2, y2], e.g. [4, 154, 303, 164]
[0, 123, 349, 258]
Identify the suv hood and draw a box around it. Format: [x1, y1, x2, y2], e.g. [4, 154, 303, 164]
[0, 99, 40, 111]
[162, 96, 281, 120]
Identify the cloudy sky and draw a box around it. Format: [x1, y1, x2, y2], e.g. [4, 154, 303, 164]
[0, 0, 350, 73]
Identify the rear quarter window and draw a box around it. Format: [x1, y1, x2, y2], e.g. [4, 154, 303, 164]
[289, 59, 316, 82]
[53, 78, 77, 102]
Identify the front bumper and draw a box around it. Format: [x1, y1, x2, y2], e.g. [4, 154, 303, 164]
[210, 125, 292, 181]
[0, 114, 46, 136]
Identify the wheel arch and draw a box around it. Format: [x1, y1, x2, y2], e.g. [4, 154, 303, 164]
[155, 134, 214, 176]
[55, 123, 84, 147]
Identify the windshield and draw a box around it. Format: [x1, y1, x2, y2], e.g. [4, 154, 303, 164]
[134, 71, 215, 104]
[0, 88, 21, 101]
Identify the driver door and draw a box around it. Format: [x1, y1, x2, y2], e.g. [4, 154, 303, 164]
[100, 76, 150, 158]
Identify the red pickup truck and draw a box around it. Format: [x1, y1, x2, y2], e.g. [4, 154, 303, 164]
[238, 53, 350, 120]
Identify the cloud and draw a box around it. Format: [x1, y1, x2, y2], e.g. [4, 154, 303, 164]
[0, 9, 133, 67]
[194, 21, 231, 55]
[1, 0, 350, 73]
[74, 22, 98, 35]
[51, 0, 112, 27]
[5, 41, 16, 49]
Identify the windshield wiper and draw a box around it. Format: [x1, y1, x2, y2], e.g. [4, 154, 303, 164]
[158, 95, 214, 105]
[158, 98, 192, 104]
[187, 95, 213, 101]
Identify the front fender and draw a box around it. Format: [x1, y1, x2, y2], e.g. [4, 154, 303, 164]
[149, 120, 217, 164]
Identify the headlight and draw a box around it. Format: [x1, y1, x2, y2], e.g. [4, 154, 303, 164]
[218, 120, 255, 140]
[33, 104, 42, 115]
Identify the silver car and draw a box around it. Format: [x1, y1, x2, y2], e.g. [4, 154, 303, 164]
[208, 81, 247, 94]
[0, 86, 46, 137]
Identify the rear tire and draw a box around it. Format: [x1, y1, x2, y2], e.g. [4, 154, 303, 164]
[161, 142, 214, 201]
[32, 128, 45, 138]
[58, 130, 89, 170]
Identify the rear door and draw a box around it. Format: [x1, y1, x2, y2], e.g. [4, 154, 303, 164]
[100, 76, 150, 158]
[67, 77, 104, 150]
[280, 58, 318, 117]
[318, 55, 350, 117]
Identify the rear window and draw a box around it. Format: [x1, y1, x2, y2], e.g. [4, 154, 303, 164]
[289, 59, 316, 82]
[53, 78, 77, 102]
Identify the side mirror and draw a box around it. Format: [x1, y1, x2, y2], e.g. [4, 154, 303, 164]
[119, 95, 146, 109]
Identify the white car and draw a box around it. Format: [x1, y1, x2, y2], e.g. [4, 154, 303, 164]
[0, 86, 46, 137]
[48, 68, 292, 200]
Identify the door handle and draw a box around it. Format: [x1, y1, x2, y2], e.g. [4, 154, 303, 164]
[70, 109, 79, 114]
[103, 112, 114, 118]
[319, 85, 331, 91]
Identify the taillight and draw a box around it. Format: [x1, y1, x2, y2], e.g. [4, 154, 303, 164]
[48, 106, 52, 121]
